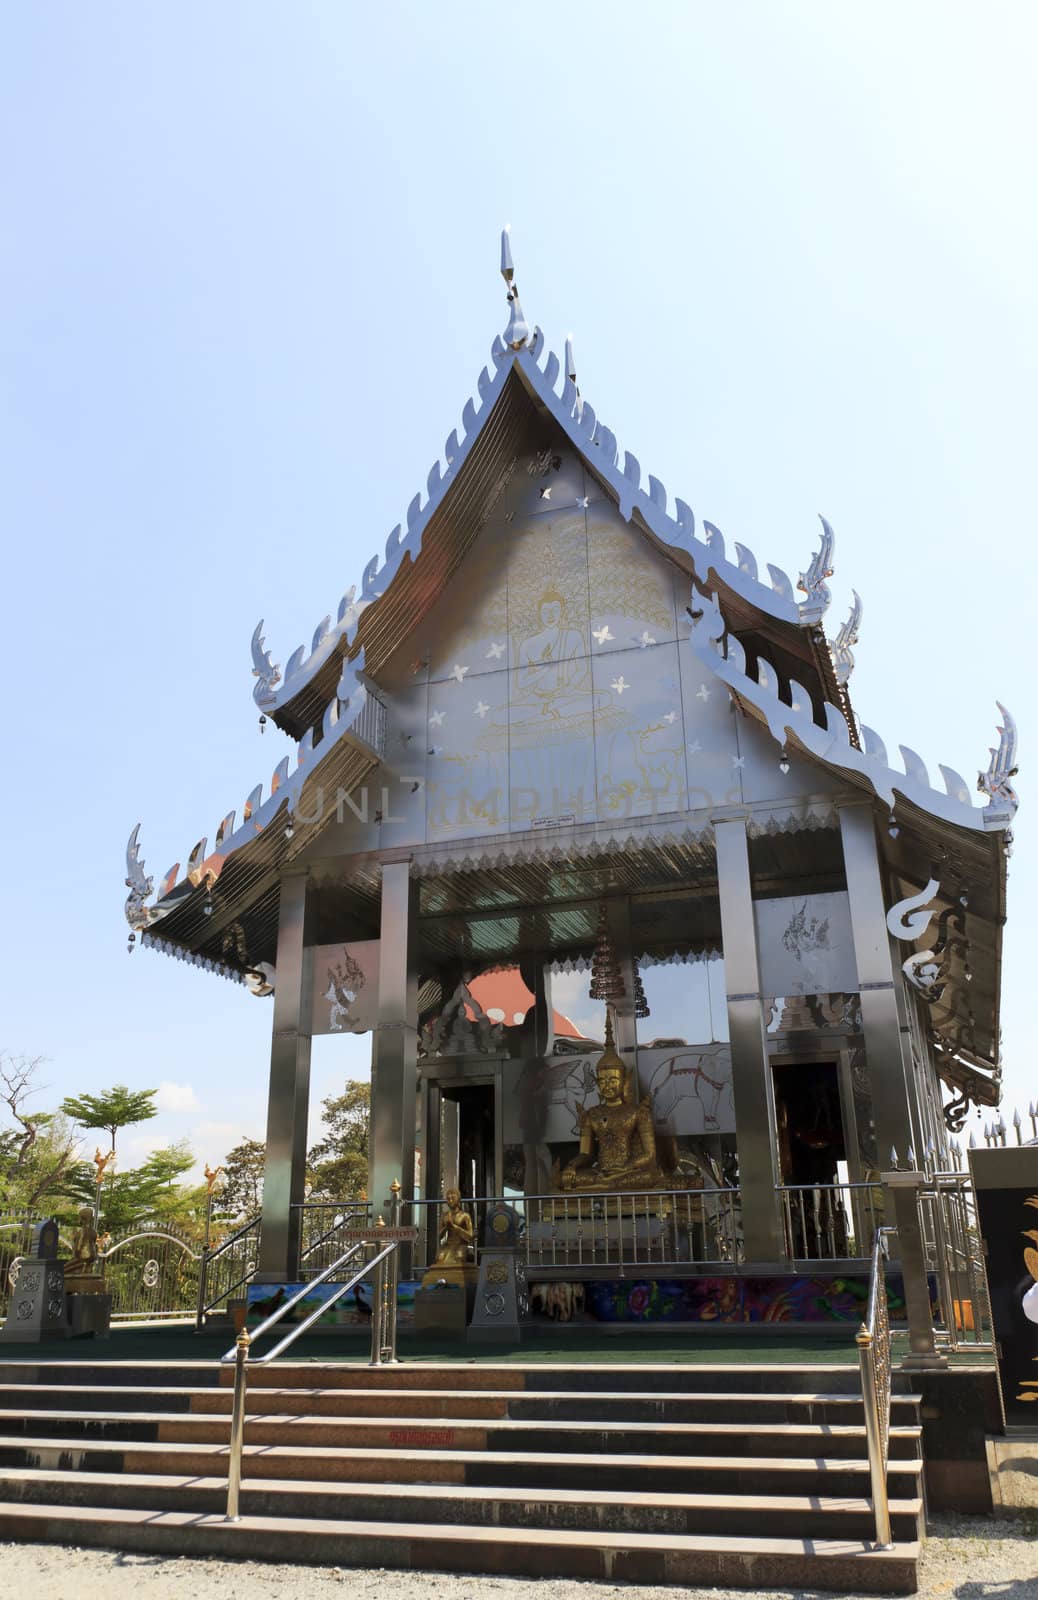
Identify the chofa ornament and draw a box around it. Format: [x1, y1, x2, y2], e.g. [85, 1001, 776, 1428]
[250, 621, 282, 710]
[977, 701, 1018, 815]
[797, 516, 835, 625]
[830, 590, 862, 687]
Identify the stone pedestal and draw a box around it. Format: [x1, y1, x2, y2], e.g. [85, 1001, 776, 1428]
[0, 1257, 68, 1343]
[416, 1264, 476, 1338]
[67, 1292, 112, 1339]
[467, 1249, 528, 1343]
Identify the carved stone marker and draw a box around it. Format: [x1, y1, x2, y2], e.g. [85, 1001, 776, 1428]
[0, 1223, 67, 1343]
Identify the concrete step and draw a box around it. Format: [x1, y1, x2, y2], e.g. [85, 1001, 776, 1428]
[0, 1466, 927, 1541]
[0, 1435, 925, 1498]
[0, 1359, 903, 1396]
[0, 1382, 923, 1427]
[0, 1407, 924, 1459]
[0, 1498, 921, 1592]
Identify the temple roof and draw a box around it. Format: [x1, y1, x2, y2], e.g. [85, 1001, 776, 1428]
[125, 232, 1018, 1101]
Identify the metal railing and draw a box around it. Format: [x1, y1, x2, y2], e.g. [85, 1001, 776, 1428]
[921, 1170, 993, 1350]
[406, 1184, 744, 1272]
[856, 1226, 895, 1548]
[220, 1222, 411, 1521]
[778, 1181, 884, 1262]
[195, 1212, 261, 1328]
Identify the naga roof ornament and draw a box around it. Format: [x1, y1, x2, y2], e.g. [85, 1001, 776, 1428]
[251, 622, 282, 711]
[830, 589, 862, 687]
[977, 701, 1018, 819]
[124, 824, 155, 932]
[797, 516, 835, 625]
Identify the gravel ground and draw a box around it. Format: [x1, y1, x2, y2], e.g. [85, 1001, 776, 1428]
[2, 1515, 1036, 1600]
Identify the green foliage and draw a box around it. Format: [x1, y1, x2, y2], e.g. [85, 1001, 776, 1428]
[0, 1053, 91, 1216]
[306, 1080, 370, 1201]
[97, 1140, 198, 1234]
[59, 1084, 158, 1155]
[218, 1136, 266, 1219]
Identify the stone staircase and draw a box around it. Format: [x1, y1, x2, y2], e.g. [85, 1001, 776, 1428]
[0, 1357, 924, 1590]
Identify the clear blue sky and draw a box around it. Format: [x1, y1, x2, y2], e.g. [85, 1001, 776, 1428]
[2, 3, 1034, 1173]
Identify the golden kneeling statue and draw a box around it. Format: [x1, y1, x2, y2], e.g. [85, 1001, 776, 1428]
[561, 1019, 666, 1192]
[421, 1187, 476, 1293]
[66, 1206, 107, 1295]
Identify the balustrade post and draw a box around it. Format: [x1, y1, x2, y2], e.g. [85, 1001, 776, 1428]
[884, 1168, 948, 1369]
[225, 1327, 250, 1521]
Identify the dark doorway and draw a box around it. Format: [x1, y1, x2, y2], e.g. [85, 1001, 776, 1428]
[773, 1059, 848, 1257]
[440, 1082, 496, 1201]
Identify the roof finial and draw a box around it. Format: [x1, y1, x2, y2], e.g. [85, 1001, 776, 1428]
[564, 332, 583, 420]
[500, 225, 529, 350]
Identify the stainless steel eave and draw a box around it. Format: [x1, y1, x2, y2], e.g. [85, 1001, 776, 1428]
[143, 733, 381, 975]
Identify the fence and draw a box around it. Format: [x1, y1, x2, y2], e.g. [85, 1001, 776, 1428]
[778, 1181, 885, 1262]
[921, 1170, 994, 1350]
[407, 1186, 744, 1273]
[0, 1167, 1003, 1335]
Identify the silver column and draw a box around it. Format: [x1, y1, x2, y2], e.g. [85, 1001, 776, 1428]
[714, 815, 785, 1261]
[839, 803, 914, 1165]
[368, 858, 419, 1225]
[256, 869, 313, 1281]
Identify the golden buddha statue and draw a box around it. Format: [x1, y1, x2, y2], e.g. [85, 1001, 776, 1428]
[560, 1016, 667, 1192]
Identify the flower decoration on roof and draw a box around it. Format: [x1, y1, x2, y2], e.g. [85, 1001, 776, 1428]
[797, 516, 835, 625]
[830, 590, 862, 687]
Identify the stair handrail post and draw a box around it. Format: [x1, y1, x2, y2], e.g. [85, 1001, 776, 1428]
[225, 1325, 250, 1521]
[369, 1216, 386, 1367]
[387, 1180, 402, 1363]
[856, 1227, 894, 1548]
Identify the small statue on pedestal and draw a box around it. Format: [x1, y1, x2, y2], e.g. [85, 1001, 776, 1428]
[66, 1207, 106, 1294]
[421, 1187, 475, 1292]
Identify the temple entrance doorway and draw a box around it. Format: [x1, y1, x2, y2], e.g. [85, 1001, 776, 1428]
[424, 1073, 500, 1207]
[772, 1058, 849, 1258]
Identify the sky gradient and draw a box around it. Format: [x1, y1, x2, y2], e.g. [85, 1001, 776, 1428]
[2, 3, 1034, 1173]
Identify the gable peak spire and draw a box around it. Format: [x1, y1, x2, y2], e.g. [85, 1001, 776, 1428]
[500, 224, 530, 350]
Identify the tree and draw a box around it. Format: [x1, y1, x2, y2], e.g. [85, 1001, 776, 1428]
[307, 1080, 369, 1200]
[97, 1140, 198, 1233]
[60, 1084, 158, 1159]
[0, 1052, 91, 1214]
[219, 1136, 266, 1218]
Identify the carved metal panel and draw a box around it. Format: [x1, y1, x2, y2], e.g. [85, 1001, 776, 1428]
[586, 511, 677, 655]
[754, 892, 857, 998]
[309, 940, 381, 1035]
[637, 1044, 736, 1136]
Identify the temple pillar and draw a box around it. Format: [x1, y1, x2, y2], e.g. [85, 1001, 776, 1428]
[256, 868, 313, 1281]
[368, 857, 419, 1217]
[838, 802, 914, 1166]
[714, 815, 785, 1261]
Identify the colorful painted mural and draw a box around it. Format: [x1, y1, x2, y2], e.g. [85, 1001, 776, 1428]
[524, 1274, 914, 1325]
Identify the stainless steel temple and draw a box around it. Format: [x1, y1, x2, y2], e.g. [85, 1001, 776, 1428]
[124, 231, 1017, 1337]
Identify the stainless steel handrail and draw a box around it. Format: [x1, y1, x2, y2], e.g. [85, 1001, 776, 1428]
[220, 1224, 408, 1521]
[855, 1225, 896, 1548]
